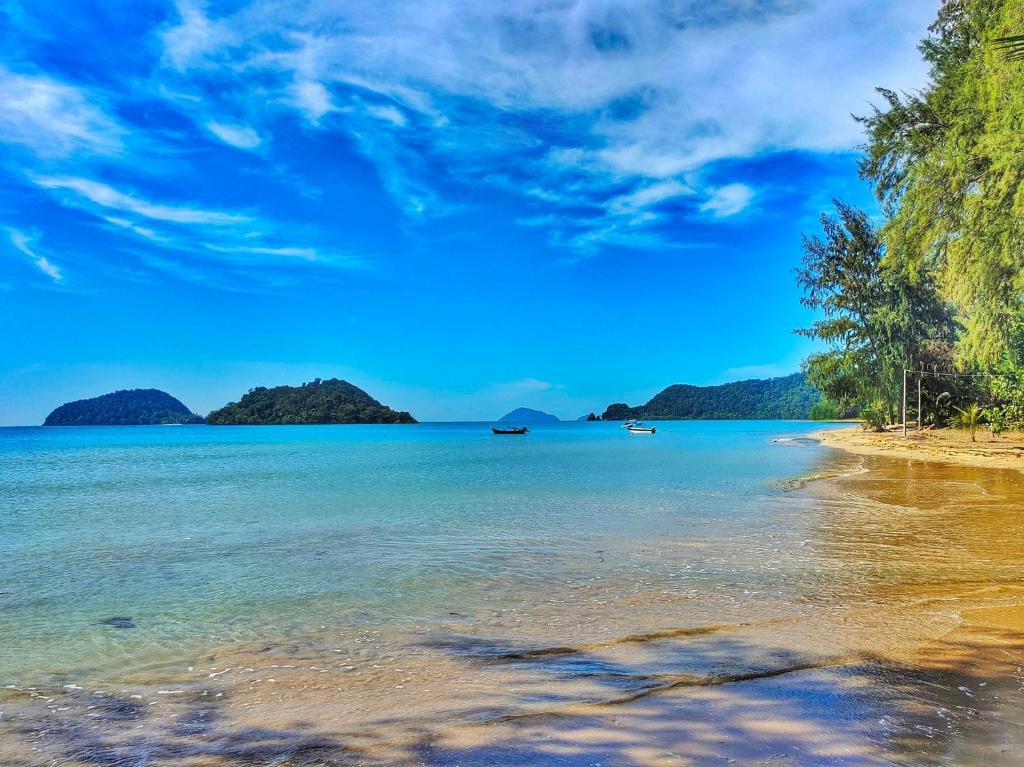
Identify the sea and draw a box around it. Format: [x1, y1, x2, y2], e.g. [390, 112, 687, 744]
[3, 420, 1023, 765]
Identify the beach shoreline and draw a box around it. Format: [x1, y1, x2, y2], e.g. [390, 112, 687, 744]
[814, 424, 1024, 473]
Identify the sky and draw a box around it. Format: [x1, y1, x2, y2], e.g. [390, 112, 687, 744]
[0, 0, 935, 424]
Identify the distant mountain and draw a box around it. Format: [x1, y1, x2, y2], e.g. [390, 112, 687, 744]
[44, 389, 204, 426]
[498, 407, 560, 423]
[602, 373, 821, 421]
[577, 413, 601, 421]
[206, 378, 416, 425]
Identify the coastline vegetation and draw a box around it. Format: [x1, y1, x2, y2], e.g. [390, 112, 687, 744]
[797, 0, 1024, 435]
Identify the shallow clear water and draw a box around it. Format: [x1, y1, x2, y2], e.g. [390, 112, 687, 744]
[0, 421, 842, 683]
[6, 422, 1024, 766]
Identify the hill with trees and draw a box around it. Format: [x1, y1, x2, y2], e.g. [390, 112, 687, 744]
[602, 373, 821, 420]
[44, 389, 204, 425]
[206, 378, 416, 424]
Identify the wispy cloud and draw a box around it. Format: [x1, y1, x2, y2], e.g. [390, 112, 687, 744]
[0, 65, 123, 158]
[29, 175, 365, 279]
[150, 0, 931, 254]
[160, 0, 238, 71]
[700, 183, 755, 218]
[8, 228, 63, 282]
[32, 176, 249, 225]
[608, 180, 693, 215]
[0, 0, 935, 289]
[206, 121, 262, 150]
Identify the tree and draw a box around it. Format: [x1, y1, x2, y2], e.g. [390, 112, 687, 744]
[858, 0, 1024, 367]
[796, 201, 956, 422]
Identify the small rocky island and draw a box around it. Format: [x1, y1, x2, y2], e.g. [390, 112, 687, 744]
[498, 407, 559, 423]
[44, 389, 204, 426]
[206, 378, 416, 424]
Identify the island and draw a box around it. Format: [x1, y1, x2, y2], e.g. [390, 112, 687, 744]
[43, 389, 205, 426]
[498, 407, 560, 423]
[602, 373, 820, 420]
[206, 378, 416, 424]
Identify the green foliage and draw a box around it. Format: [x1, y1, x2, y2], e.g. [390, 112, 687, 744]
[859, 402, 890, 432]
[952, 402, 985, 441]
[808, 399, 841, 420]
[601, 373, 821, 420]
[796, 201, 956, 419]
[207, 378, 416, 425]
[986, 406, 1012, 436]
[982, 325, 1024, 432]
[44, 389, 204, 426]
[858, 0, 1024, 367]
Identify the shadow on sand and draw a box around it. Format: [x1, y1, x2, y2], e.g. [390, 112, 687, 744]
[4, 620, 1023, 766]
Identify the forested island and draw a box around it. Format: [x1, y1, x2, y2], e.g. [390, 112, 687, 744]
[44, 389, 204, 426]
[602, 373, 822, 421]
[206, 378, 416, 425]
[498, 407, 559, 422]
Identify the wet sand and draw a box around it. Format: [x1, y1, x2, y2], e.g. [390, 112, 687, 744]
[3, 450, 1023, 765]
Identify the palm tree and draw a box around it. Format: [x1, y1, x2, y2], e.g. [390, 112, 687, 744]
[953, 403, 984, 442]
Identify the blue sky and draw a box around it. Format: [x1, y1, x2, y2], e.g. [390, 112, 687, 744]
[0, 0, 934, 424]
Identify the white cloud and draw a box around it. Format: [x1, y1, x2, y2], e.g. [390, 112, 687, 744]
[366, 104, 407, 127]
[26, 174, 367, 282]
[700, 183, 755, 218]
[103, 216, 163, 241]
[8, 229, 62, 282]
[206, 244, 319, 261]
[609, 180, 693, 214]
[161, 0, 238, 70]
[206, 121, 262, 149]
[290, 80, 335, 121]
[33, 176, 249, 225]
[0, 65, 122, 157]
[149, 0, 932, 253]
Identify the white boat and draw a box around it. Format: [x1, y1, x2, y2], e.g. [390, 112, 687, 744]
[626, 424, 656, 434]
[620, 419, 641, 428]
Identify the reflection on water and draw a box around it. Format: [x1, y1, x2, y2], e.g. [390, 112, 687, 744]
[1, 424, 1023, 765]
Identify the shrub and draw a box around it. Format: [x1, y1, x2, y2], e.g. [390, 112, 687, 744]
[952, 403, 984, 442]
[859, 402, 889, 432]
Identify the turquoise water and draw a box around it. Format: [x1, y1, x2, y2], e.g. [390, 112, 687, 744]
[0, 421, 846, 685]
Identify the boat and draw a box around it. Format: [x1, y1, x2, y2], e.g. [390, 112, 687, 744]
[620, 419, 641, 428]
[492, 426, 528, 435]
[626, 424, 656, 434]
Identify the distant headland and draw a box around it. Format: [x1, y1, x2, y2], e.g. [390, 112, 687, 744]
[497, 407, 559, 423]
[602, 373, 820, 421]
[43, 389, 205, 426]
[206, 378, 416, 425]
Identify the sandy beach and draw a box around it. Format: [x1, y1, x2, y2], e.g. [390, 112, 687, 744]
[816, 426, 1024, 473]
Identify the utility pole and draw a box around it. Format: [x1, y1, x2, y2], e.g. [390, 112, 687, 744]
[902, 368, 907, 437]
[917, 368, 922, 431]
